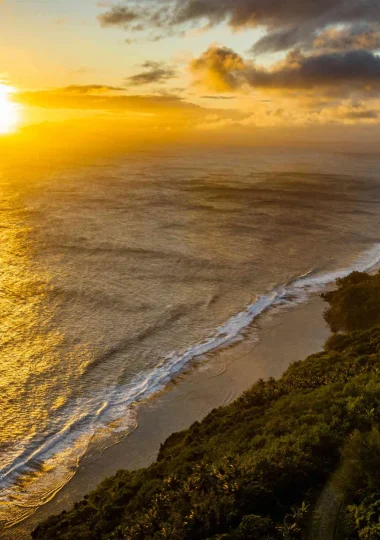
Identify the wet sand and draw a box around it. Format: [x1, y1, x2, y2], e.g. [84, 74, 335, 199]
[7, 294, 330, 539]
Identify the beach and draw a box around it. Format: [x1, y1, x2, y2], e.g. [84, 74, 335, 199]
[7, 292, 329, 539]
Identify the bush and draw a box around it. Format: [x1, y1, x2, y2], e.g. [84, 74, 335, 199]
[235, 514, 276, 539]
[322, 271, 380, 332]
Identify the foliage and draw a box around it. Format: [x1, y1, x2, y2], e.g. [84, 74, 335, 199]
[339, 429, 380, 539]
[32, 272, 380, 539]
[322, 270, 380, 332]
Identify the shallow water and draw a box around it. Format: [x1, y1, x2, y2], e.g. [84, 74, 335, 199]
[1, 146, 380, 530]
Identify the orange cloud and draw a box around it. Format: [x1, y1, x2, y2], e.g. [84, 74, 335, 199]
[190, 46, 380, 98]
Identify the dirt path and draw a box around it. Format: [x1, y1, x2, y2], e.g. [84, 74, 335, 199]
[308, 483, 345, 540]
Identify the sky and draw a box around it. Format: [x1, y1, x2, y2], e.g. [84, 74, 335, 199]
[1, 0, 380, 147]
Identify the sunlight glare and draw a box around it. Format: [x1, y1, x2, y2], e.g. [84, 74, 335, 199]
[0, 84, 19, 135]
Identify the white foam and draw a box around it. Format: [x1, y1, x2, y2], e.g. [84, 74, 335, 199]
[104, 243, 380, 418]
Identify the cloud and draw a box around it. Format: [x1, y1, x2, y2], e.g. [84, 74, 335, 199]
[12, 84, 252, 137]
[251, 22, 380, 55]
[201, 95, 236, 100]
[98, 0, 380, 53]
[343, 109, 378, 120]
[251, 27, 307, 55]
[316, 102, 380, 123]
[190, 46, 380, 96]
[60, 85, 126, 94]
[99, 0, 380, 29]
[12, 86, 200, 113]
[190, 47, 247, 92]
[98, 6, 139, 28]
[196, 99, 380, 130]
[176, 0, 380, 29]
[313, 24, 380, 52]
[97, 3, 174, 31]
[126, 61, 177, 86]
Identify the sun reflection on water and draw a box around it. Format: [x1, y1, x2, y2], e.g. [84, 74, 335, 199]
[0, 181, 92, 529]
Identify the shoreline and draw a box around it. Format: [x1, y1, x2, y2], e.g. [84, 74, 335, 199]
[7, 292, 330, 539]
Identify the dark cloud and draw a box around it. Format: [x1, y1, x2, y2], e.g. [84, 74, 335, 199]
[251, 27, 312, 54]
[172, 0, 380, 29]
[190, 46, 380, 95]
[97, 3, 173, 31]
[276, 50, 380, 89]
[98, 6, 139, 27]
[313, 24, 380, 52]
[100, 0, 380, 29]
[97, 0, 380, 61]
[98, 0, 380, 52]
[126, 61, 177, 86]
[171, 0, 327, 28]
[252, 22, 380, 55]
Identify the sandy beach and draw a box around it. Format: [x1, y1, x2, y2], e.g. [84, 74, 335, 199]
[6, 293, 330, 540]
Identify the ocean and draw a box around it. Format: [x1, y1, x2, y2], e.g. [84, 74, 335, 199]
[1, 146, 380, 531]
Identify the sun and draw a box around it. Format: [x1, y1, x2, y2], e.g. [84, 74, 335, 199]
[0, 84, 19, 135]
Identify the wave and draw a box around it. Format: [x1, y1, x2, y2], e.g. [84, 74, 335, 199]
[2, 242, 380, 530]
[106, 243, 380, 415]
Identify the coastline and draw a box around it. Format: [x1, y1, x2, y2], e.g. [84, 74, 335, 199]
[7, 293, 330, 540]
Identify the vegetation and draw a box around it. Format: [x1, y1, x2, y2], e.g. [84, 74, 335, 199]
[32, 271, 380, 540]
[338, 428, 380, 539]
[322, 271, 380, 332]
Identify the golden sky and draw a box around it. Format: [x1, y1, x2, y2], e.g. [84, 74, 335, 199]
[1, 0, 380, 146]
